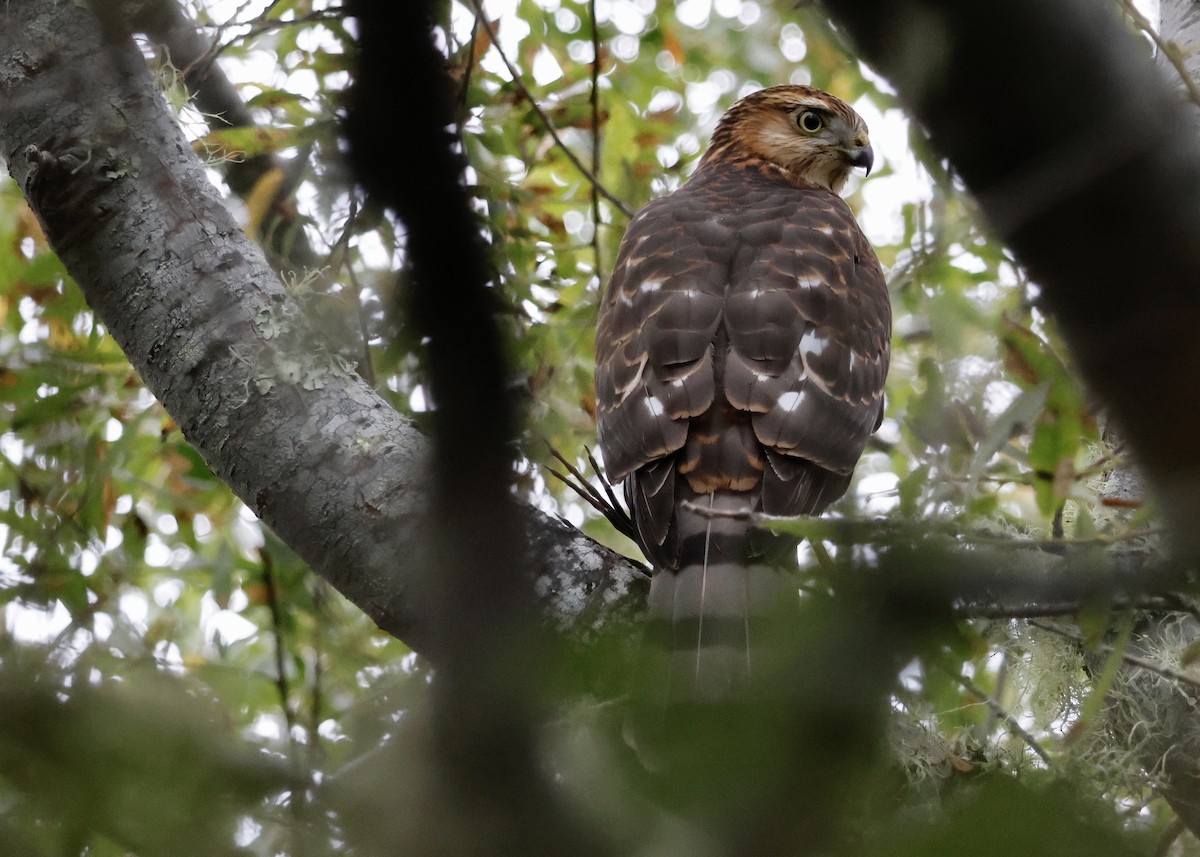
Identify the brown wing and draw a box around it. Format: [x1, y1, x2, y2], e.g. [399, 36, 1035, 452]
[595, 164, 890, 562]
[720, 176, 890, 514]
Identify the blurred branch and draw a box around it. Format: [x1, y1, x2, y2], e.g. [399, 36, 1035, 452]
[1117, 0, 1200, 109]
[344, 2, 611, 853]
[463, 0, 634, 219]
[208, 7, 348, 63]
[956, 671, 1053, 765]
[260, 549, 298, 740]
[820, 0, 1200, 558]
[589, 0, 605, 283]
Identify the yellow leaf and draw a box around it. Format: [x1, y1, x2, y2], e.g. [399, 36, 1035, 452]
[244, 168, 286, 237]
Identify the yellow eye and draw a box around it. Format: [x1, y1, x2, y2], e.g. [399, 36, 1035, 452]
[798, 110, 823, 133]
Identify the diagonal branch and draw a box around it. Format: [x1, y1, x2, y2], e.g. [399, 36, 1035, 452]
[463, 0, 634, 219]
[1116, 0, 1200, 109]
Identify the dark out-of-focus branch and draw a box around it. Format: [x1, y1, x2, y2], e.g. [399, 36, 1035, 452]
[344, 3, 610, 854]
[817, 0, 1200, 838]
[821, 0, 1200, 558]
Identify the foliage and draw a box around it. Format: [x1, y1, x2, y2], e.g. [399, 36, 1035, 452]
[0, 0, 1186, 855]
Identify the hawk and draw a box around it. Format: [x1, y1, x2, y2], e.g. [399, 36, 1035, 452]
[595, 85, 891, 700]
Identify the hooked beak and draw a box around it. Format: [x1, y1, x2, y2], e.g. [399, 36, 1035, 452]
[845, 142, 874, 176]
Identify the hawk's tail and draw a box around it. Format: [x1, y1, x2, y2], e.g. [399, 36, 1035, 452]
[644, 490, 789, 702]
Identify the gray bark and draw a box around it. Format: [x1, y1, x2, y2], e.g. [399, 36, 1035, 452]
[0, 0, 646, 661]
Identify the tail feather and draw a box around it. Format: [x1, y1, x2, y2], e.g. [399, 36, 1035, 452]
[644, 490, 791, 702]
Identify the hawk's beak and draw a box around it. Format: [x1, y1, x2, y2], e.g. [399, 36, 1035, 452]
[846, 142, 874, 176]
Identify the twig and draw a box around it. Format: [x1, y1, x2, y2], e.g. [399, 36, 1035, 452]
[210, 7, 349, 63]
[1030, 619, 1200, 693]
[455, 8, 481, 132]
[326, 197, 375, 385]
[1153, 816, 1186, 857]
[1117, 0, 1200, 109]
[588, 0, 605, 283]
[544, 443, 637, 540]
[585, 446, 624, 521]
[260, 548, 298, 739]
[463, 0, 634, 219]
[308, 580, 327, 765]
[955, 671, 1054, 765]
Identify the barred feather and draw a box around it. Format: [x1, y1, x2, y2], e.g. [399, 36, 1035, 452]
[595, 85, 891, 700]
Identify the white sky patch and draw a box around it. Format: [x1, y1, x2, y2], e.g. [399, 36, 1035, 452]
[250, 712, 284, 742]
[854, 101, 931, 247]
[201, 590, 258, 647]
[607, 1, 649, 34]
[983, 379, 1023, 418]
[119, 590, 150, 628]
[531, 46, 564, 85]
[232, 504, 266, 553]
[154, 578, 185, 607]
[5, 600, 72, 643]
[675, 0, 712, 29]
[857, 469, 899, 515]
[779, 23, 807, 62]
[144, 534, 173, 567]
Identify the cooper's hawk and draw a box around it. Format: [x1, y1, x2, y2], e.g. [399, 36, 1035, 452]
[595, 85, 891, 699]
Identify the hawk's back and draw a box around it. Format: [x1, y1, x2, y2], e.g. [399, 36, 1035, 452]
[595, 89, 890, 699]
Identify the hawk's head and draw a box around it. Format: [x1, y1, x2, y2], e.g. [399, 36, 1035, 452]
[700, 85, 873, 193]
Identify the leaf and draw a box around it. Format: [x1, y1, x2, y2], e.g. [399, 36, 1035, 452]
[11, 385, 90, 430]
[965, 380, 1050, 497]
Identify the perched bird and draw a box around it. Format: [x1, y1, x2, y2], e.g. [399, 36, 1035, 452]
[595, 85, 891, 700]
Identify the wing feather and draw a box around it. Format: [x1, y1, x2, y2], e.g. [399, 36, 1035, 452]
[596, 162, 891, 557]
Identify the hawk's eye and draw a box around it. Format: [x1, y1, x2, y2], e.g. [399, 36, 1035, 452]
[798, 111, 823, 133]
